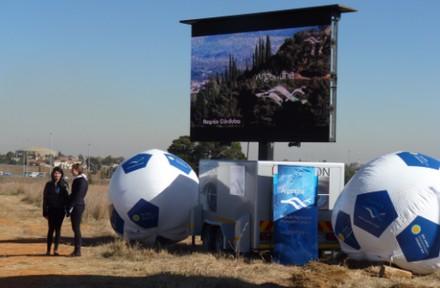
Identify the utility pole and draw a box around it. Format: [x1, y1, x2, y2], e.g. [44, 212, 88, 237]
[24, 150, 27, 176]
[23, 138, 28, 177]
[50, 132, 53, 168]
[258, 141, 274, 160]
[87, 143, 91, 173]
[22, 150, 26, 176]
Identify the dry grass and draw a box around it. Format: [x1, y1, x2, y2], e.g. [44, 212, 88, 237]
[83, 184, 110, 221]
[92, 236, 440, 288]
[100, 238, 159, 260]
[21, 181, 45, 207]
[92, 238, 296, 287]
[0, 177, 110, 222]
[93, 239, 440, 288]
[0, 181, 26, 195]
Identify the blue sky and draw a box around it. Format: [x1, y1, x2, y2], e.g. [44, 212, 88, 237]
[0, 0, 439, 163]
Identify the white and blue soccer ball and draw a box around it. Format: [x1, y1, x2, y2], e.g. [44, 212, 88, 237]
[109, 149, 199, 244]
[332, 151, 440, 274]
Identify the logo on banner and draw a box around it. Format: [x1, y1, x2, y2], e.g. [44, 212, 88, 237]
[273, 165, 318, 221]
[280, 197, 312, 210]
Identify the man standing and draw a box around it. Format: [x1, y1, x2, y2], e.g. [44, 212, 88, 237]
[68, 163, 88, 256]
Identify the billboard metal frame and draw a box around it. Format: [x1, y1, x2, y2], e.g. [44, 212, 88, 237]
[182, 4, 355, 147]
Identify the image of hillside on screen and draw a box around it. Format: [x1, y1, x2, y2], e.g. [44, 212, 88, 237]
[191, 25, 331, 141]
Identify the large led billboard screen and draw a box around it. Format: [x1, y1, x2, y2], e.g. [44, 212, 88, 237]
[183, 5, 354, 142]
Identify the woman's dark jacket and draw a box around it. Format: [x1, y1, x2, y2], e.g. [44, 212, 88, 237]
[68, 175, 88, 209]
[43, 180, 69, 217]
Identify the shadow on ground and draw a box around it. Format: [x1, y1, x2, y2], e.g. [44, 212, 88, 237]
[0, 236, 211, 254]
[0, 236, 114, 246]
[0, 273, 285, 288]
[0, 236, 233, 260]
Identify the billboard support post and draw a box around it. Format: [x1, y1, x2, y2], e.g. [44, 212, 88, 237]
[329, 13, 340, 142]
[258, 141, 274, 160]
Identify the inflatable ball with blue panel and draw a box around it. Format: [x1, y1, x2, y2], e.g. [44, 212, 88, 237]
[332, 151, 440, 274]
[109, 149, 199, 244]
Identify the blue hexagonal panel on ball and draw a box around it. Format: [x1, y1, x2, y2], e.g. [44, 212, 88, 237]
[128, 199, 159, 229]
[397, 152, 440, 170]
[164, 153, 192, 174]
[354, 190, 398, 238]
[122, 153, 152, 174]
[110, 207, 124, 235]
[397, 216, 440, 262]
[334, 210, 361, 250]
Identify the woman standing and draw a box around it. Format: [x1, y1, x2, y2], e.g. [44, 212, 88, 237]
[43, 167, 69, 256]
[68, 163, 88, 256]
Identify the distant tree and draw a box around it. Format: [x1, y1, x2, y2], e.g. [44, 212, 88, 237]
[345, 162, 361, 183]
[102, 155, 124, 166]
[167, 136, 195, 167]
[101, 155, 114, 166]
[228, 55, 239, 82]
[168, 135, 246, 173]
[99, 166, 117, 179]
[265, 35, 272, 61]
[252, 36, 273, 70]
[88, 157, 102, 174]
[6, 151, 16, 164]
[78, 154, 85, 163]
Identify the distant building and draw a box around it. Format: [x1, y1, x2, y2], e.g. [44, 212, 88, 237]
[29, 147, 58, 157]
[16, 147, 58, 164]
[53, 155, 80, 170]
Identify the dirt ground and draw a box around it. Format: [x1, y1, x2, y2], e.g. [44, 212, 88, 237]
[1, 191, 440, 288]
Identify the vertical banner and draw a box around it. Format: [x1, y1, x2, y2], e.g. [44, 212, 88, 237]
[273, 165, 318, 265]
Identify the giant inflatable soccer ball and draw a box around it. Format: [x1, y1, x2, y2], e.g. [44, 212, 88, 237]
[332, 151, 440, 274]
[109, 149, 199, 244]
